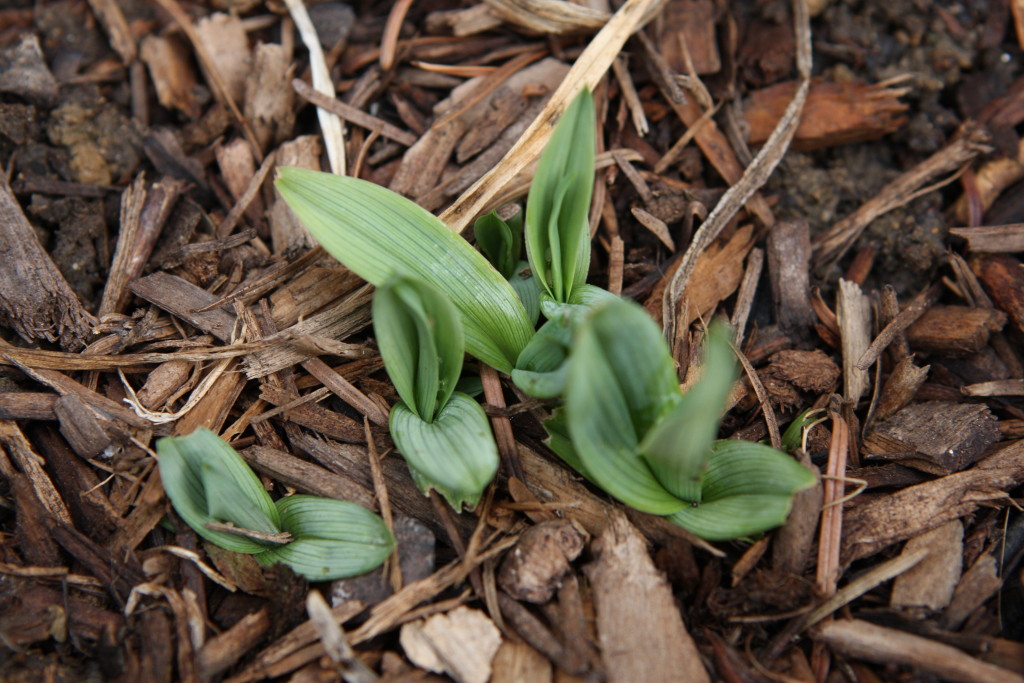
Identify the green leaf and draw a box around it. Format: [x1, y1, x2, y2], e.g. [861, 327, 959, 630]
[542, 408, 586, 475]
[276, 168, 533, 373]
[781, 408, 824, 453]
[509, 260, 541, 326]
[256, 495, 394, 580]
[638, 321, 736, 503]
[665, 441, 816, 540]
[474, 210, 522, 278]
[699, 440, 817, 502]
[512, 316, 572, 398]
[157, 428, 281, 554]
[373, 276, 463, 421]
[666, 495, 801, 541]
[525, 88, 595, 302]
[564, 301, 685, 515]
[389, 392, 499, 510]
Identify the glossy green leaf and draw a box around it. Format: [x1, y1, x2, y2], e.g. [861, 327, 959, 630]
[373, 276, 463, 422]
[542, 408, 585, 475]
[525, 88, 595, 302]
[474, 210, 522, 278]
[157, 428, 280, 554]
[564, 301, 686, 515]
[638, 321, 736, 503]
[256, 495, 394, 580]
[276, 168, 533, 373]
[389, 392, 499, 510]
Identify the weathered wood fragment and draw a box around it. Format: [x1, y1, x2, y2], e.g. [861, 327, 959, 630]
[813, 619, 1023, 683]
[245, 43, 295, 151]
[863, 401, 1000, 474]
[129, 271, 237, 342]
[941, 551, 1002, 630]
[140, 35, 202, 119]
[952, 223, 1024, 252]
[842, 439, 1024, 563]
[198, 608, 271, 679]
[491, 640, 553, 683]
[906, 305, 1006, 356]
[194, 13, 251, 105]
[0, 392, 58, 420]
[54, 394, 112, 460]
[973, 253, 1024, 336]
[400, 607, 502, 683]
[837, 279, 872, 403]
[498, 520, 587, 604]
[0, 178, 95, 349]
[0, 34, 58, 106]
[891, 520, 963, 614]
[767, 219, 816, 335]
[584, 512, 711, 683]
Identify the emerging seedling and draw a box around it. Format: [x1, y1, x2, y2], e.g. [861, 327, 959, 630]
[374, 276, 499, 509]
[158, 428, 394, 580]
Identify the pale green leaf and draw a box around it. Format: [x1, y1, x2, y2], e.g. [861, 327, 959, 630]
[564, 304, 685, 515]
[157, 428, 280, 554]
[389, 392, 499, 509]
[256, 495, 394, 580]
[512, 316, 572, 398]
[638, 321, 736, 502]
[276, 168, 533, 373]
[666, 495, 800, 541]
[699, 440, 817, 502]
[525, 88, 595, 302]
[373, 276, 463, 421]
[542, 408, 585, 475]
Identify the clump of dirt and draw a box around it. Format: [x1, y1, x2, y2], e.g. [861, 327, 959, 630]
[46, 87, 143, 185]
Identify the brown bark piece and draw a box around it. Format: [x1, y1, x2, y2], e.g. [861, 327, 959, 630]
[0, 392, 58, 420]
[490, 640, 553, 683]
[875, 357, 930, 422]
[842, 439, 1024, 563]
[906, 305, 1006, 357]
[244, 43, 295, 151]
[0, 177, 95, 350]
[767, 219, 816, 335]
[951, 223, 1024, 252]
[863, 401, 1000, 474]
[660, 0, 720, 74]
[941, 551, 1002, 630]
[86, 0, 135, 63]
[498, 519, 587, 604]
[0, 420, 72, 526]
[399, 607, 502, 683]
[259, 385, 364, 443]
[11, 475, 62, 566]
[197, 608, 271, 680]
[0, 34, 58, 107]
[136, 359, 194, 410]
[645, 223, 755, 327]
[216, 137, 263, 225]
[456, 86, 528, 163]
[772, 450, 822, 575]
[242, 444, 375, 509]
[767, 349, 840, 394]
[973, 253, 1024, 336]
[269, 266, 363, 329]
[269, 136, 323, 253]
[140, 35, 202, 119]
[194, 13, 251, 106]
[584, 512, 711, 683]
[54, 394, 112, 459]
[745, 80, 908, 150]
[890, 520, 963, 614]
[129, 271, 237, 342]
[837, 278, 872, 403]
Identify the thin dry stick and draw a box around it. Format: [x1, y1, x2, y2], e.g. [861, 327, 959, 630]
[816, 403, 849, 596]
[733, 343, 782, 449]
[303, 357, 389, 426]
[364, 418, 401, 594]
[439, 0, 665, 234]
[306, 590, 379, 683]
[152, 0, 263, 159]
[662, 0, 811, 343]
[282, 0, 345, 175]
[292, 79, 416, 146]
[730, 247, 764, 349]
[481, 364, 522, 481]
[855, 283, 940, 371]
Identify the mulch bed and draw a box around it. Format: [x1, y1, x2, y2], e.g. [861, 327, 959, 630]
[1, 0, 1023, 681]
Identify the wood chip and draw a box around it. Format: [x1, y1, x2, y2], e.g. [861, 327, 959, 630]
[498, 519, 587, 604]
[584, 511, 711, 683]
[399, 606, 502, 683]
[891, 520, 963, 614]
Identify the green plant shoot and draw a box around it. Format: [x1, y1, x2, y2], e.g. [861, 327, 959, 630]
[374, 276, 499, 510]
[157, 429, 394, 580]
[276, 168, 533, 373]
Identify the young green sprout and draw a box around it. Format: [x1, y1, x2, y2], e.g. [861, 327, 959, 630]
[374, 276, 499, 510]
[157, 428, 394, 580]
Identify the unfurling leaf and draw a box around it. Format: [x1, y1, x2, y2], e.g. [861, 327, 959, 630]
[389, 392, 499, 510]
[157, 428, 280, 554]
[638, 321, 736, 503]
[276, 168, 533, 373]
[474, 209, 522, 279]
[256, 496, 394, 580]
[525, 88, 596, 303]
[373, 276, 463, 422]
